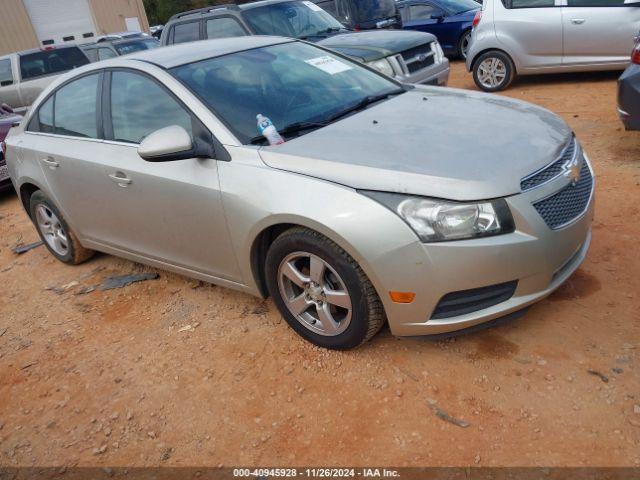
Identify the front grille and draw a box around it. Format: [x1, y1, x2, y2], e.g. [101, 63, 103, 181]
[520, 137, 577, 191]
[533, 160, 593, 229]
[431, 281, 518, 320]
[400, 43, 435, 74]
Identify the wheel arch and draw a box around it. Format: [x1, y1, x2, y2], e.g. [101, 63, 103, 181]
[470, 47, 518, 75]
[18, 180, 45, 217]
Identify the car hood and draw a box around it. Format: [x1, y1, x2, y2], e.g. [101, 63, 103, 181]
[317, 30, 436, 62]
[258, 87, 572, 201]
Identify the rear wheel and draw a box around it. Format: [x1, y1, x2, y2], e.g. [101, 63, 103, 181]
[29, 190, 94, 265]
[472, 50, 516, 92]
[265, 227, 385, 350]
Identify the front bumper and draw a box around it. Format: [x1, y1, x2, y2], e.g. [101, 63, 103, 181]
[394, 57, 450, 86]
[618, 64, 640, 131]
[373, 154, 595, 337]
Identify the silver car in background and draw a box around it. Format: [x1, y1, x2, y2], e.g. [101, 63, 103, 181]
[467, 0, 640, 91]
[5, 37, 594, 349]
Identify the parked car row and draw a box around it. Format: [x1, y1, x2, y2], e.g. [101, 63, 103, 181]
[159, 1, 450, 86]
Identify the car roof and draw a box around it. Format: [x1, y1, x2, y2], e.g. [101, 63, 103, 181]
[127, 36, 294, 69]
[168, 0, 301, 22]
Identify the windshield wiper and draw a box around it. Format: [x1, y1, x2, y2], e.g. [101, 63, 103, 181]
[248, 90, 404, 145]
[324, 89, 405, 124]
[299, 27, 345, 39]
[249, 121, 328, 145]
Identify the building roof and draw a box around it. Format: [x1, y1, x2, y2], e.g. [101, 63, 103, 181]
[127, 36, 293, 69]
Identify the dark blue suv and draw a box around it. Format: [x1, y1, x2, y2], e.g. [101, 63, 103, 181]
[396, 0, 480, 59]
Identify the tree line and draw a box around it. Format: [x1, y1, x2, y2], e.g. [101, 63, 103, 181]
[143, 0, 252, 25]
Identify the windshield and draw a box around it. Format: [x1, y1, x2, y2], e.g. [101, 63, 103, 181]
[353, 0, 396, 22]
[20, 48, 89, 81]
[171, 41, 400, 144]
[243, 1, 346, 39]
[436, 0, 479, 13]
[114, 38, 160, 55]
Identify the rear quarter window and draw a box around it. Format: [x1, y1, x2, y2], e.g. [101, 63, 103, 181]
[172, 22, 201, 44]
[0, 59, 13, 86]
[19, 48, 90, 81]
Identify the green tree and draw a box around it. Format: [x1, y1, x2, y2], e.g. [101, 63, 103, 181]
[144, 0, 247, 25]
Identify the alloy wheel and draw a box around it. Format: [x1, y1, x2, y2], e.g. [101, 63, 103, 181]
[477, 57, 507, 89]
[277, 251, 352, 336]
[35, 204, 69, 256]
[460, 31, 471, 59]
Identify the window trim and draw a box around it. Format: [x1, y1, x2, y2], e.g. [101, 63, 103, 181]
[204, 15, 250, 39]
[501, 0, 559, 8]
[26, 70, 104, 141]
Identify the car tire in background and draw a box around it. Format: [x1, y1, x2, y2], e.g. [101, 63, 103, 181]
[29, 190, 94, 265]
[265, 227, 385, 350]
[458, 29, 472, 59]
[472, 50, 516, 92]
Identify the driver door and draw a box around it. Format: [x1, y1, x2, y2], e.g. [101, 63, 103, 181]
[91, 69, 241, 282]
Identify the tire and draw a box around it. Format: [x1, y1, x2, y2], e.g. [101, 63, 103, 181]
[472, 50, 516, 92]
[457, 29, 472, 60]
[29, 190, 94, 265]
[265, 227, 385, 350]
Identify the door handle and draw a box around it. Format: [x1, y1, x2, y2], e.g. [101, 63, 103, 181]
[41, 156, 59, 169]
[570, 18, 586, 24]
[108, 172, 132, 187]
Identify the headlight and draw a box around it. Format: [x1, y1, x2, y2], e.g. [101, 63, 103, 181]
[432, 41, 444, 63]
[361, 191, 515, 242]
[366, 58, 394, 77]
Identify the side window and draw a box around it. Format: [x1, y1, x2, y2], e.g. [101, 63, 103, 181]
[316, 0, 338, 17]
[83, 49, 99, 62]
[27, 95, 54, 133]
[110, 71, 193, 144]
[172, 22, 201, 44]
[398, 6, 410, 21]
[566, 0, 626, 5]
[54, 74, 100, 138]
[206, 17, 247, 39]
[0, 59, 13, 86]
[408, 4, 439, 18]
[508, 0, 555, 7]
[98, 48, 117, 61]
[335, 0, 352, 24]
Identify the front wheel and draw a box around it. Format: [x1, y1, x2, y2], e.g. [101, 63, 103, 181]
[472, 50, 516, 92]
[265, 227, 385, 350]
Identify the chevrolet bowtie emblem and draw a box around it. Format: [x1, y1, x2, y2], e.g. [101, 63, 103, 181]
[562, 155, 582, 185]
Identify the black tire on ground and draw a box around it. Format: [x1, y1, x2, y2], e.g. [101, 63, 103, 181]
[472, 50, 516, 92]
[265, 227, 385, 350]
[29, 190, 94, 265]
[457, 29, 472, 59]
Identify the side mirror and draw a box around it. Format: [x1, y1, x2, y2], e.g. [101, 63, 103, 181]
[138, 125, 197, 162]
[430, 12, 445, 21]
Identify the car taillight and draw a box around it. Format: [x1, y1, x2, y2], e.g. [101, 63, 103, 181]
[472, 11, 482, 28]
[632, 45, 640, 65]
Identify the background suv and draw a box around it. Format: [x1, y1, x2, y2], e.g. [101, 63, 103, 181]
[160, 0, 450, 86]
[467, 0, 640, 91]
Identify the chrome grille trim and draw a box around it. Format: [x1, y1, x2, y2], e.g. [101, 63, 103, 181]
[520, 136, 578, 192]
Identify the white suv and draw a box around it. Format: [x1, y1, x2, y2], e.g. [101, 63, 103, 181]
[466, 0, 640, 91]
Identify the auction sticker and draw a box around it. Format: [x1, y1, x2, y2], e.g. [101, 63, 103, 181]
[305, 56, 352, 75]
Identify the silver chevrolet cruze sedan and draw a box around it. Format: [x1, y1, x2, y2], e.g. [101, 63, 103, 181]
[6, 37, 595, 349]
[467, 0, 640, 91]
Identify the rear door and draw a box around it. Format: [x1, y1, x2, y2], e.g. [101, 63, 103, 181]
[561, 0, 640, 66]
[493, 0, 563, 70]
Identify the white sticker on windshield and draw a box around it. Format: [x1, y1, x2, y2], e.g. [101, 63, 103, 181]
[303, 1, 323, 11]
[305, 56, 352, 75]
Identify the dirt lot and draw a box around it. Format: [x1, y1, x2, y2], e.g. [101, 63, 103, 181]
[0, 61, 639, 468]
